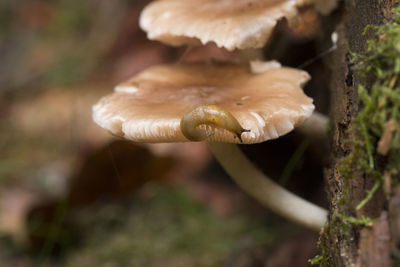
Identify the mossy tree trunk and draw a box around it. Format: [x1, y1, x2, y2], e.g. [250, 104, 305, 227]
[321, 0, 398, 266]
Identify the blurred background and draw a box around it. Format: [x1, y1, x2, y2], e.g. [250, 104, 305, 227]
[0, 0, 332, 266]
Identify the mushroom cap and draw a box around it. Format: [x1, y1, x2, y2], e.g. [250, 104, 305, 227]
[139, 0, 338, 51]
[93, 61, 313, 144]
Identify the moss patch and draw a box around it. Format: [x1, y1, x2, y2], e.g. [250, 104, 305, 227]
[316, 6, 400, 265]
[309, 254, 329, 266]
[338, 6, 400, 211]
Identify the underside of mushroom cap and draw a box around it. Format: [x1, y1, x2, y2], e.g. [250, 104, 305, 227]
[92, 61, 314, 144]
[140, 0, 338, 51]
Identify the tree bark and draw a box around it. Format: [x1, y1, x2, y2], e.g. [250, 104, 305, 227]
[321, 0, 397, 266]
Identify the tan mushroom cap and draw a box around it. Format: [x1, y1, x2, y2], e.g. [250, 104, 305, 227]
[140, 0, 338, 51]
[92, 61, 314, 144]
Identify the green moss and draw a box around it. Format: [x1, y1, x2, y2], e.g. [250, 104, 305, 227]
[339, 6, 400, 212]
[316, 7, 400, 266]
[309, 254, 329, 266]
[337, 214, 375, 227]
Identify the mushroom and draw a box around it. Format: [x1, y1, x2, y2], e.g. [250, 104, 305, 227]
[93, 61, 328, 231]
[140, 0, 338, 51]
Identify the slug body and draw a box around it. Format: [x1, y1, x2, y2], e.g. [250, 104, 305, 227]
[180, 105, 250, 142]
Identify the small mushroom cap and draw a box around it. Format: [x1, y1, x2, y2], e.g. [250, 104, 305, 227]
[140, 0, 338, 51]
[92, 61, 314, 144]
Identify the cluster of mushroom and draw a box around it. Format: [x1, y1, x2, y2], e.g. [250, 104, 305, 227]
[93, 0, 337, 232]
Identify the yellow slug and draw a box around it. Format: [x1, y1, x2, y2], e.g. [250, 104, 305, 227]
[180, 105, 250, 142]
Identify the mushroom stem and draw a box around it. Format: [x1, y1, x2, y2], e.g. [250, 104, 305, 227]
[208, 142, 328, 232]
[239, 48, 264, 62]
[297, 111, 329, 143]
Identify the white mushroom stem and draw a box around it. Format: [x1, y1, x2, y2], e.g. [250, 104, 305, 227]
[297, 111, 329, 143]
[208, 142, 328, 232]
